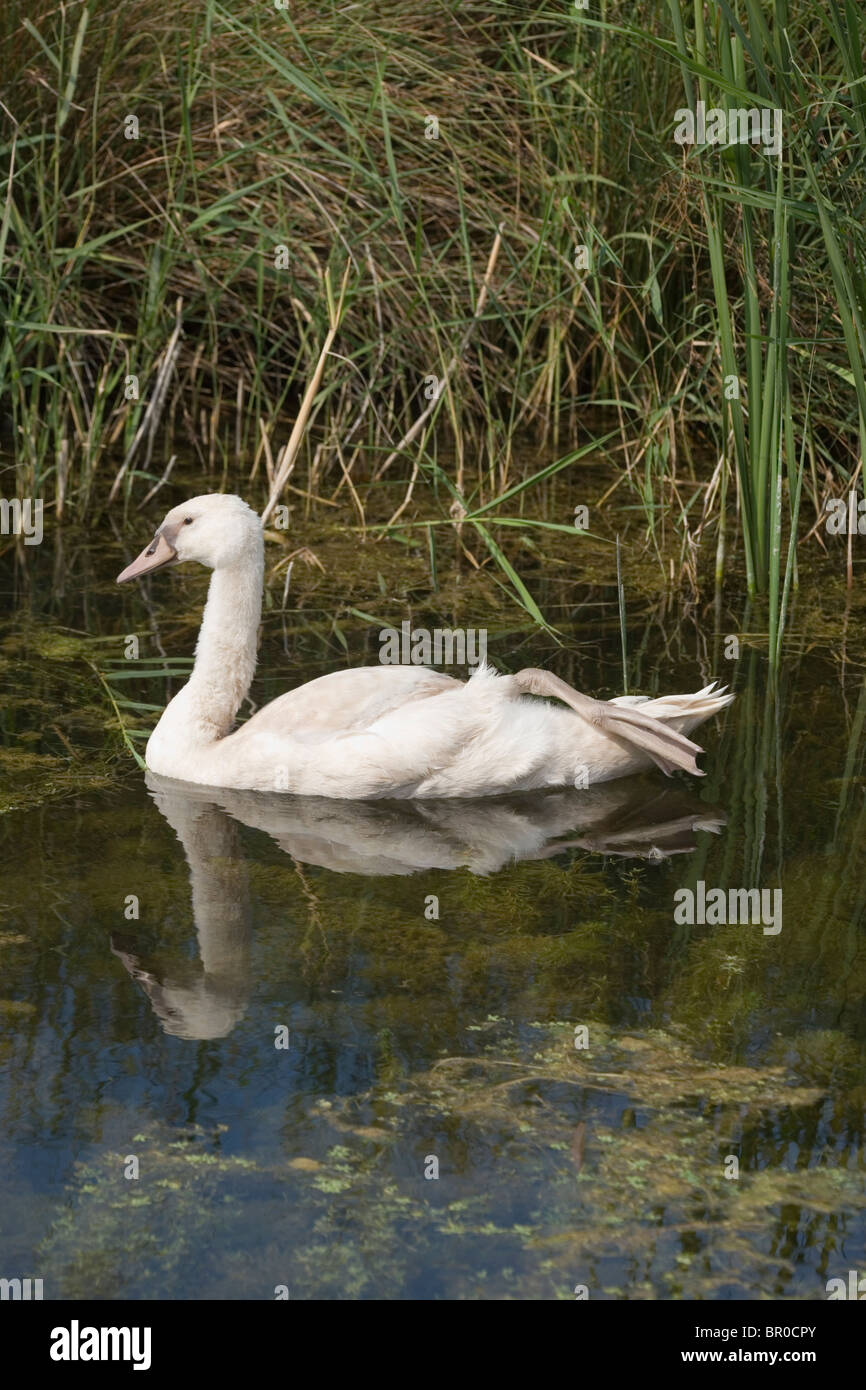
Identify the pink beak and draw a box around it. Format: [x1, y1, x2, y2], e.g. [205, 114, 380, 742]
[117, 532, 178, 584]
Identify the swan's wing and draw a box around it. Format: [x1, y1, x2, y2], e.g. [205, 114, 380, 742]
[235, 664, 461, 744]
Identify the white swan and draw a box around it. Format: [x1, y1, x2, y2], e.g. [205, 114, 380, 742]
[117, 493, 733, 798]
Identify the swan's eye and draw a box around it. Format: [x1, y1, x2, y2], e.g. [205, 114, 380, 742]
[184, 517, 194, 525]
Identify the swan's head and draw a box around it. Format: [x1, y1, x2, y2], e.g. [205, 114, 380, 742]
[117, 494, 263, 583]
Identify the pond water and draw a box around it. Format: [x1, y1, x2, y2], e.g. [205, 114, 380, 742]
[1, 491, 865, 1299]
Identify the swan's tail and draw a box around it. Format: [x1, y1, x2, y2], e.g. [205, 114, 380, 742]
[610, 682, 734, 729]
[606, 683, 734, 777]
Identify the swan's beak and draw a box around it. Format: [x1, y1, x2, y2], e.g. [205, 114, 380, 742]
[117, 532, 179, 584]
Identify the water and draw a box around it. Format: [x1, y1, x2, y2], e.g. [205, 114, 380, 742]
[1, 505, 865, 1299]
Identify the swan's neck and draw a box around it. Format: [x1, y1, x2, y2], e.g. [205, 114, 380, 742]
[157, 546, 263, 748]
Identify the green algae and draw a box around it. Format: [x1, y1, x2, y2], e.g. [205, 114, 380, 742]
[35, 1021, 861, 1300]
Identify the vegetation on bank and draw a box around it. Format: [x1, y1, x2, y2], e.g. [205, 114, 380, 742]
[1, 1, 865, 633]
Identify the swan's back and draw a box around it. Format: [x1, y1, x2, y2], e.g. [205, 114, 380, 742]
[234, 664, 461, 745]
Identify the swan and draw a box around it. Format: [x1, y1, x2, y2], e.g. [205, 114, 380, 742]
[117, 493, 733, 798]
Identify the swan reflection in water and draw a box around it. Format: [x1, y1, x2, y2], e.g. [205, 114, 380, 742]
[111, 772, 725, 1041]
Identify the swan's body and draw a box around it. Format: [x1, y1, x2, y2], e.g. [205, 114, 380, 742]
[117, 494, 733, 799]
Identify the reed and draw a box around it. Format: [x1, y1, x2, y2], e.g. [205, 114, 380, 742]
[0, 0, 863, 632]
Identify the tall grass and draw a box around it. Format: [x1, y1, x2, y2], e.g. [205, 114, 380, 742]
[0, 0, 864, 626]
[654, 0, 866, 639]
[574, 0, 866, 653]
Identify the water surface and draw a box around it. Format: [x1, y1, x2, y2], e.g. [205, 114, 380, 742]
[1, 504, 865, 1299]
